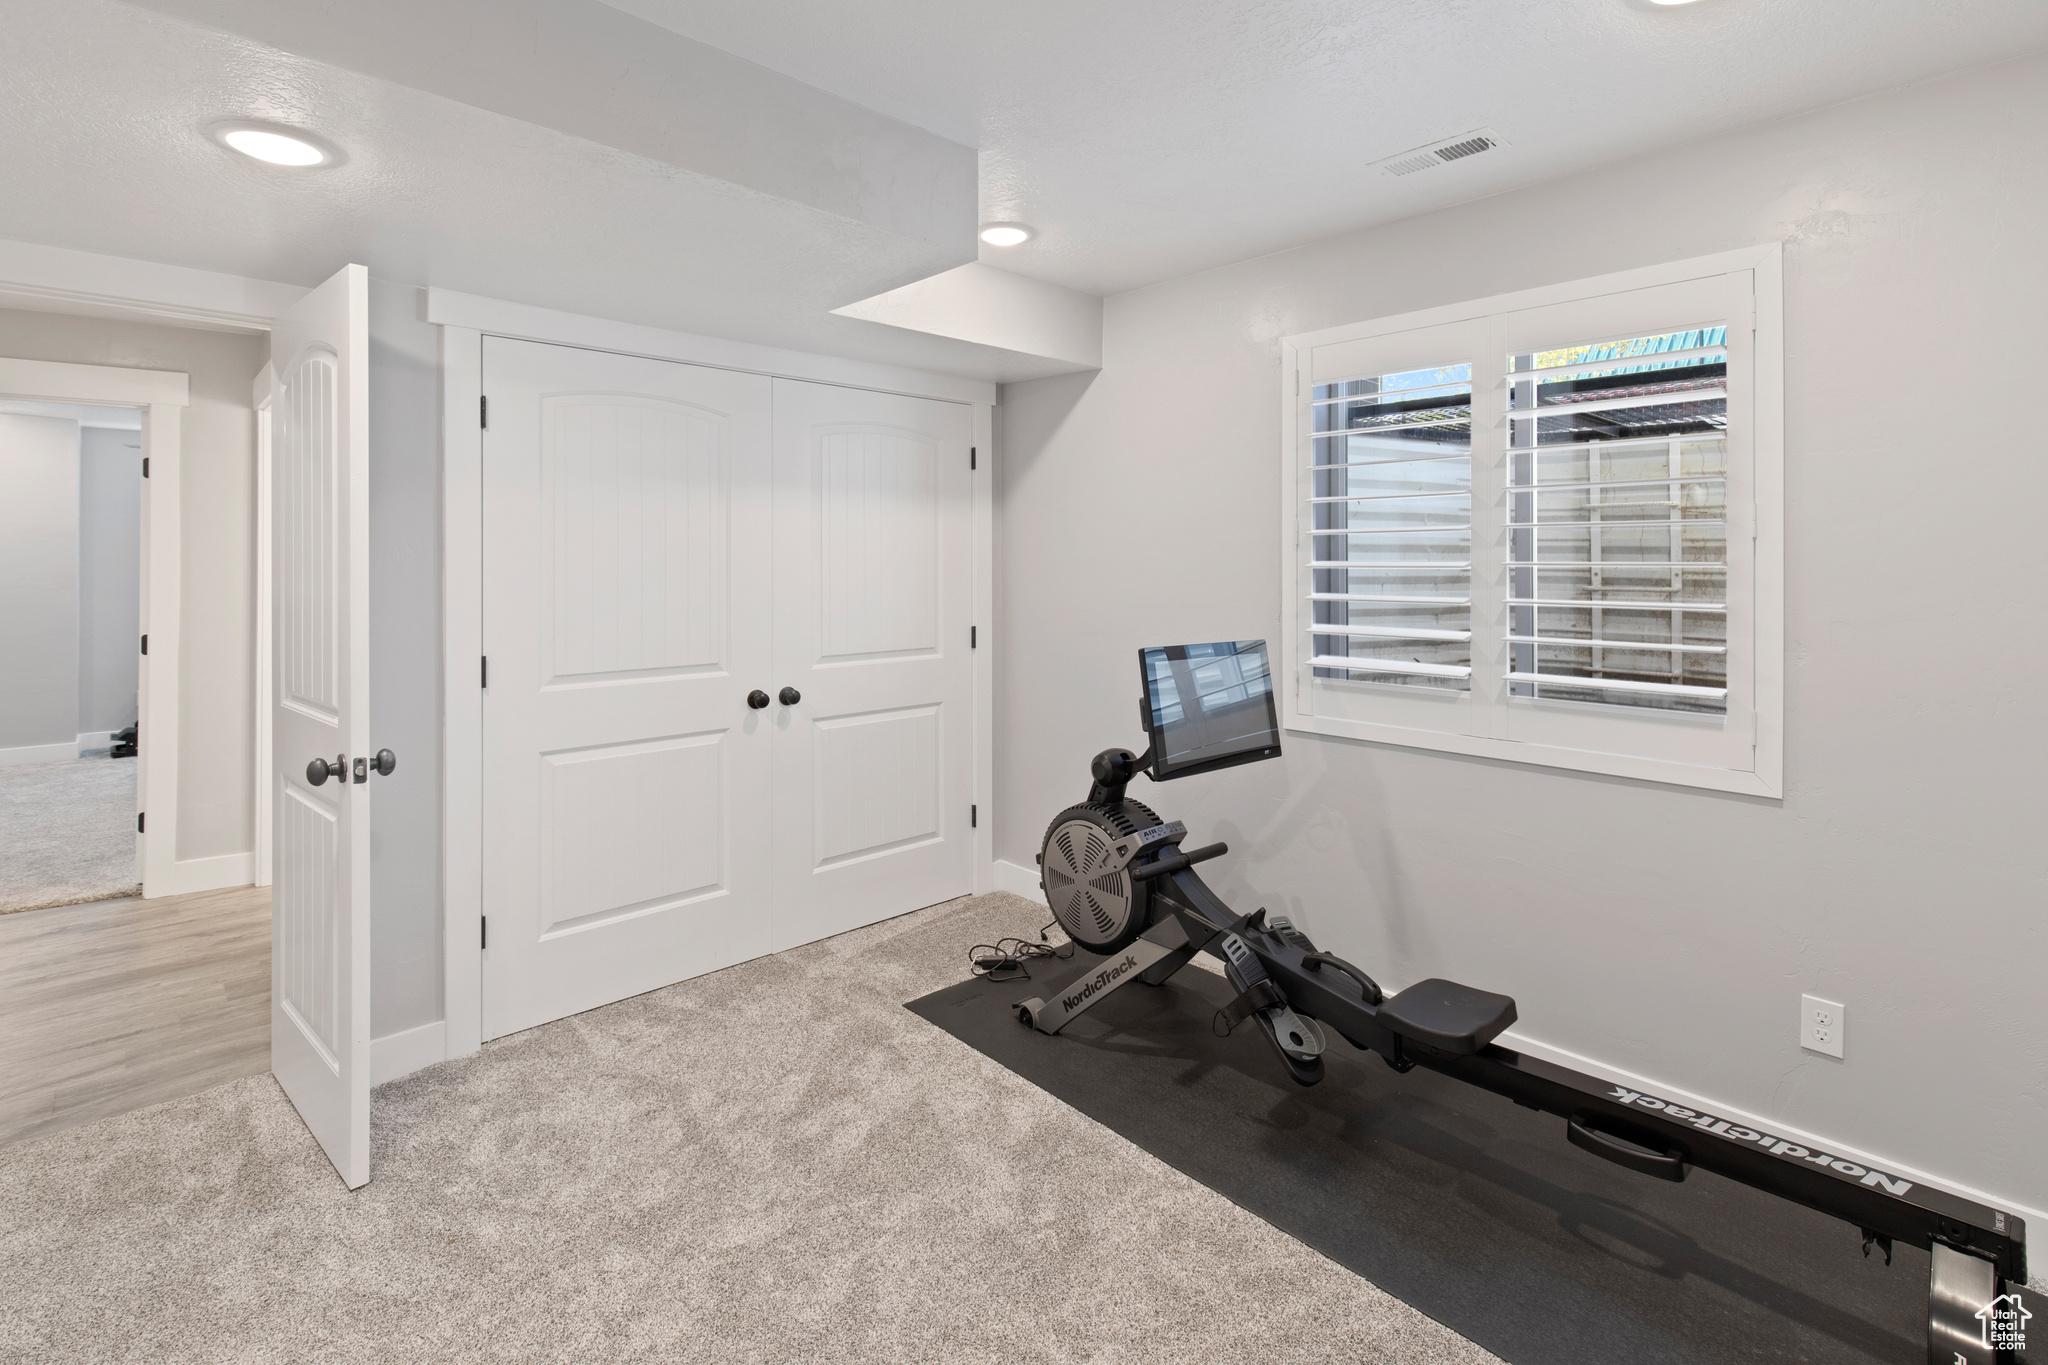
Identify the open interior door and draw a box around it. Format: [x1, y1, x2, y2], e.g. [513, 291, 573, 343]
[268, 264, 371, 1188]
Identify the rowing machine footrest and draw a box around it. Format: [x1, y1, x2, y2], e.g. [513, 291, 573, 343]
[1376, 978, 1517, 1054]
[1212, 979, 1286, 1037]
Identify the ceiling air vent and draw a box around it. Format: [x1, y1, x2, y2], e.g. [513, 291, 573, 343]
[1373, 129, 1507, 179]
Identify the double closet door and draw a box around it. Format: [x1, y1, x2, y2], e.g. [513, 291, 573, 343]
[480, 338, 975, 1040]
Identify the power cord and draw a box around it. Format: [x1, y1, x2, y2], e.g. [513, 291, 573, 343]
[967, 920, 1075, 982]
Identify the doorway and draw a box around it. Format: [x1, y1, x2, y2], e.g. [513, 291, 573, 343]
[0, 399, 143, 914]
[0, 281, 326, 1174]
[0, 338, 272, 1157]
[476, 338, 980, 1039]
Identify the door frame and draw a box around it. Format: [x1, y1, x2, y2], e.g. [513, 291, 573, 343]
[434, 289, 998, 1060]
[0, 354, 202, 898]
[0, 241, 303, 898]
[251, 362, 275, 887]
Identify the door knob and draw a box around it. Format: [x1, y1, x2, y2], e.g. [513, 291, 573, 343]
[372, 748, 397, 777]
[747, 689, 771, 709]
[306, 754, 345, 786]
[779, 686, 801, 706]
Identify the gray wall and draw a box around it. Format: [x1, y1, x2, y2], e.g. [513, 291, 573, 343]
[367, 279, 445, 1038]
[79, 423, 141, 736]
[996, 53, 2048, 1216]
[0, 413, 79, 753]
[0, 308, 263, 859]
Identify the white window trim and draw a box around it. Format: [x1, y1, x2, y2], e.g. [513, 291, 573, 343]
[1278, 243, 1784, 798]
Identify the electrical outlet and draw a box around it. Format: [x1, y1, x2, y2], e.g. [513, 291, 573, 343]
[1802, 995, 1845, 1058]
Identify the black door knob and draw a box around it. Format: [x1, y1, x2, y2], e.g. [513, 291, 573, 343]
[306, 754, 345, 787]
[746, 689, 771, 709]
[372, 748, 397, 776]
[778, 686, 801, 706]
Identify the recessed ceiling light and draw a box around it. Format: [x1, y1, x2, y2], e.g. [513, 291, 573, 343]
[979, 223, 1034, 247]
[207, 120, 337, 168]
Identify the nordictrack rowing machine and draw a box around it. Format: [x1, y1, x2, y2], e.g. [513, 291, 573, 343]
[1015, 639, 2029, 1364]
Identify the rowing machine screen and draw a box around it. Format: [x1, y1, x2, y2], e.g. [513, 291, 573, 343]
[1140, 640, 1281, 781]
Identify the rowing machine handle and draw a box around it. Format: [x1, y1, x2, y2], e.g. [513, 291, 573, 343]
[1130, 842, 1227, 881]
[1302, 951, 1384, 1005]
[1567, 1115, 1688, 1183]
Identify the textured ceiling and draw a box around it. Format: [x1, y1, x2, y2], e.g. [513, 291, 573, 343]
[0, 0, 1044, 374]
[598, 0, 2048, 296]
[3, 0, 2045, 376]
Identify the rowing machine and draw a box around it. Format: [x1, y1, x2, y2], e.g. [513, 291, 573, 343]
[1015, 639, 2029, 1364]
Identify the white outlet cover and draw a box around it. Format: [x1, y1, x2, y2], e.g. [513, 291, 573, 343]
[1802, 994, 1845, 1058]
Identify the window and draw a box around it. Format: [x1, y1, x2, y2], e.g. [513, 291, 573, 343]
[1280, 247, 1782, 795]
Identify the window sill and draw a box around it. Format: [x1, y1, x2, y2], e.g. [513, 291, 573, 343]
[1284, 713, 1782, 798]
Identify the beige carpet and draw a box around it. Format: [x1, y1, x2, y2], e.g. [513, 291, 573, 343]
[0, 755, 138, 915]
[0, 892, 1496, 1365]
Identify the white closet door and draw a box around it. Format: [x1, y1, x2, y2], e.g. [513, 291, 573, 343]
[481, 339, 774, 1040]
[769, 380, 976, 949]
[269, 264, 372, 1189]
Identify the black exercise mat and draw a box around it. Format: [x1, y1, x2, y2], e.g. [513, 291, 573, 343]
[908, 956, 1929, 1365]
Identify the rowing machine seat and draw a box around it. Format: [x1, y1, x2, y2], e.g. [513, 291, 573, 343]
[1377, 979, 1517, 1055]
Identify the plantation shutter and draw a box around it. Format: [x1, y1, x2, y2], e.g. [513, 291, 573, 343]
[1297, 316, 1498, 740]
[1494, 272, 1757, 771]
[1285, 255, 1775, 789]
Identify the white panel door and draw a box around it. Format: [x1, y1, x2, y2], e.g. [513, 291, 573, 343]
[481, 339, 774, 1039]
[269, 264, 372, 1189]
[770, 380, 975, 949]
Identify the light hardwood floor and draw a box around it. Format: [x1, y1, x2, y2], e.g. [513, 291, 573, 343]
[0, 883, 269, 1149]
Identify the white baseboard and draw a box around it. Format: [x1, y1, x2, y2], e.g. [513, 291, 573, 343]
[992, 858, 1045, 904]
[371, 1020, 448, 1087]
[0, 740, 80, 767]
[145, 851, 253, 899]
[1498, 1027, 2048, 1238]
[75, 730, 116, 753]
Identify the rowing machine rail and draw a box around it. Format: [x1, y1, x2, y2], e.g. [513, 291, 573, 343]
[1019, 747, 2029, 1363]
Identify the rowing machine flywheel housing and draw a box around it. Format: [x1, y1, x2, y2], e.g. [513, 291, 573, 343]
[1039, 801, 1164, 954]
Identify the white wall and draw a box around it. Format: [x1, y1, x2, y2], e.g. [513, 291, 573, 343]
[78, 424, 141, 737]
[997, 52, 2048, 1217]
[0, 413, 80, 756]
[367, 279, 445, 1038]
[0, 308, 264, 856]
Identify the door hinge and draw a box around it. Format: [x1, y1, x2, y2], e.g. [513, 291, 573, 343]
[970, 804, 977, 829]
[140, 634, 148, 655]
[970, 625, 977, 649]
[481, 916, 487, 950]
[141, 456, 149, 478]
[480, 395, 488, 429]
[481, 656, 488, 688]
[970, 445, 976, 471]
[137, 812, 145, 833]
